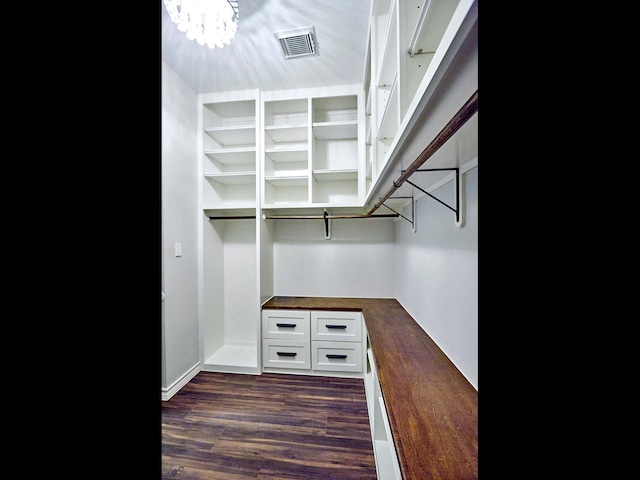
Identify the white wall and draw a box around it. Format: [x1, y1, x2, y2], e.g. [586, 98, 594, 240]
[395, 166, 478, 389]
[272, 216, 396, 298]
[161, 61, 200, 394]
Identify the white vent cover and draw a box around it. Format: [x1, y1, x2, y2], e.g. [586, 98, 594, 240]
[275, 26, 318, 59]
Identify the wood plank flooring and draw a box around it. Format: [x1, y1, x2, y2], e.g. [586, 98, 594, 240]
[162, 371, 377, 480]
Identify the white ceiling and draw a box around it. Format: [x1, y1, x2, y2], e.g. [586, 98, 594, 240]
[161, 0, 373, 94]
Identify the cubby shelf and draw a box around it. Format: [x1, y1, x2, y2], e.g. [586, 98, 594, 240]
[312, 169, 358, 181]
[205, 148, 256, 165]
[312, 121, 357, 140]
[204, 172, 256, 185]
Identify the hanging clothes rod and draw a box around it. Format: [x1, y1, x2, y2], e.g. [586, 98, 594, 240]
[209, 215, 256, 220]
[262, 213, 398, 220]
[368, 89, 478, 215]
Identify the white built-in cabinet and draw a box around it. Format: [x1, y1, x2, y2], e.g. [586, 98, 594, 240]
[262, 309, 365, 378]
[197, 85, 366, 375]
[364, 323, 402, 480]
[262, 85, 365, 208]
[364, 0, 476, 201]
[198, 89, 261, 374]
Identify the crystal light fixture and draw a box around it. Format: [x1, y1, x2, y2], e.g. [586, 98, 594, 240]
[163, 0, 239, 49]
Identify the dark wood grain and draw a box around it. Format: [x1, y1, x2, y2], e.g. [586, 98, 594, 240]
[263, 296, 479, 480]
[162, 371, 377, 479]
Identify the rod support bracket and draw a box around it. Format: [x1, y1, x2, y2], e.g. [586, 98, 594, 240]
[404, 167, 463, 227]
[323, 209, 331, 239]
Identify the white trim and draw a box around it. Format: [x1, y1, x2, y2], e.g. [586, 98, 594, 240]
[161, 362, 200, 401]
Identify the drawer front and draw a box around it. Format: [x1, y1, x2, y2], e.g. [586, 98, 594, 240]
[312, 341, 362, 372]
[262, 309, 310, 340]
[263, 339, 310, 369]
[311, 311, 362, 342]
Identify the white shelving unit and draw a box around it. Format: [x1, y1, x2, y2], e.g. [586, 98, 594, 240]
[365, 0, 476, 200]
[311, 95, 360, 205]
[201, 95, 258, 210]
[198, 89, 261, 374]
[262, 85, 364, 209]
[263, 96, 309, 206]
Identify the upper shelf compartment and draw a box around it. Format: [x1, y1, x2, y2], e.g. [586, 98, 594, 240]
[200, 91, 259, 211]
[376, 2, 397, 89]
[264, 98, 309, 145]
[203, 99, 257, 147]
[312, 95, 358, 140]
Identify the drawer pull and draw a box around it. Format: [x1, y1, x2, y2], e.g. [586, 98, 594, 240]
[276, 323, 297, 328]
[326, 325, 347, 329]
[326, 354, 348, 359]
[277, 352, 297, 357]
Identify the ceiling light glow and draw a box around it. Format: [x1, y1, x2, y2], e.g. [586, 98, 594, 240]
[163, 0, 239, 49]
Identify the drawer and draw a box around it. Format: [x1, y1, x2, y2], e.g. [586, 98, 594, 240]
[263, 339, 310, 369]
[262, 309, 310, 340]
[311, 311, 362, 342]
[311, 341, 362, 372]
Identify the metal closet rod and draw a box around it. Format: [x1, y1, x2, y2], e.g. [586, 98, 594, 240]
[368, 89, 478, 215]
[263, 213, 398, 220]
[208, 215, 256, 220]
[209, 213, 398, 220]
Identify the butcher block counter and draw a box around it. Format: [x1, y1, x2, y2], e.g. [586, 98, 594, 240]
[262, 296, 478, 480]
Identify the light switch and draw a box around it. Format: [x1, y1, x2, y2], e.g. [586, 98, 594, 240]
[175, 243, 182, 257]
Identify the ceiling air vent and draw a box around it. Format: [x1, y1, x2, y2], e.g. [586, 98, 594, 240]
[275, 26, 318, 59]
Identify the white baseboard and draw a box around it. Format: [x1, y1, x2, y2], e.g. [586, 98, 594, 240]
[161, 362, 201, 401]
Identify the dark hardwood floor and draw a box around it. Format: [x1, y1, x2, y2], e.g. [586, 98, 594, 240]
[162, 371, 377, 479]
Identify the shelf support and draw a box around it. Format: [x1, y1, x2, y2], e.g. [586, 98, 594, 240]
[404, 167, 463, 226]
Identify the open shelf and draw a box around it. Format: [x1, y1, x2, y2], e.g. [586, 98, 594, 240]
[265, 146, 308, 163]
[205, 172, 256, 185]
[205, 147, 256, 165]
[203, 343, 259, 373]
[312, 121, 358, 140]
[205, 125, 256, 146]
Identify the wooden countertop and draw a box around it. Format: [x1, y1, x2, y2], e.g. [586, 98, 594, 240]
[262, 296, 478, 480]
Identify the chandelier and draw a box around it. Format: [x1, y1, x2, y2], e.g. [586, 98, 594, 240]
[163, 0, 239, 49]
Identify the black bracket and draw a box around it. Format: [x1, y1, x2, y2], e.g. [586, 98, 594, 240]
[323, 209, 331, 240]
[404, 168, 461, 224]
